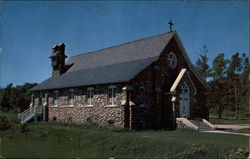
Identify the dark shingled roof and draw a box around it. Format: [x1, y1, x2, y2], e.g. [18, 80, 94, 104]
[30, 32, 175, 91]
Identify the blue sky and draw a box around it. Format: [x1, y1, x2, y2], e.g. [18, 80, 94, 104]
[1, 1, 249, 87]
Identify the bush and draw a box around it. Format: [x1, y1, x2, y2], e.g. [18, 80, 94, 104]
[0, 115, 11, 131]
[225, 147, 249, 159]
[21, 123, 29, 133]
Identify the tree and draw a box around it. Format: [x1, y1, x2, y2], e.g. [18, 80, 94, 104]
[15, 83, 37, 112]
[238, 53, 249, 117]
[0, 82, 37, 112]
[209, 53, 230, 118]
[211, 53, 229, 80]
[0, 83, 13, 112]
[226, 53, 243, 118]
[195, 45, 211, 81]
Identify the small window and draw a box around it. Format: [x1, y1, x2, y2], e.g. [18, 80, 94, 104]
[52, 117, 57, 122]
[54, 91, 59, 106]
[108, 85, 117, 106]
[87, 87, 94, 106]
[139, 120, 146, 129]
[139, 82, 147, 107]
[108, 119, 115, 125]
[68, 117, 72, 124]
[87, 118, 92, 123]
[69, 89, 74, 106]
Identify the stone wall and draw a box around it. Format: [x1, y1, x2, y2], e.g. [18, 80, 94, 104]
[34, 84, 127, 127]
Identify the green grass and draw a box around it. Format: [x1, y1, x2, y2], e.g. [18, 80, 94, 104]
[209, 118, 249, 125]
[209, 108, 249, 119]
[234, 128, 250, 134]
[0, 112, 249, 158]
[1, 111, 19, 122]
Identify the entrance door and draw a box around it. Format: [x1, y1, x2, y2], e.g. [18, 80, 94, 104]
[179, 82, 190, 118]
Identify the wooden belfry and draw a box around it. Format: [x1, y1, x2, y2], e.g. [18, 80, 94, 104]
[168, 20, 174, 31]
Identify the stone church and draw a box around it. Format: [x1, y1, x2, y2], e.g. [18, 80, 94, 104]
[20, 30, 209, 130]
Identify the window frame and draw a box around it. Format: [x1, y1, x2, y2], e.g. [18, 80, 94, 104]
[39, 92, 43, 106]
[86, 87, 94, 107]
[68, 89, 74, 107]
[107, 85, 117, 107]
[53, 90, 59, 107]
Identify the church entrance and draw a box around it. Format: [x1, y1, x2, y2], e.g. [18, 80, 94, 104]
[179, 82, 190, 118]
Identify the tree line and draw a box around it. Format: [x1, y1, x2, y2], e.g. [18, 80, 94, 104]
[0, 83, 37, 112]
[195, 45, 249, 118]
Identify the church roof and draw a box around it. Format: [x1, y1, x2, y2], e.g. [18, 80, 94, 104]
[30, 57, 158, 91]
[30, 31, 207, 91]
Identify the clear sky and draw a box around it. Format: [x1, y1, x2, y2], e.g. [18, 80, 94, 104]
[1, 1, 249, 87]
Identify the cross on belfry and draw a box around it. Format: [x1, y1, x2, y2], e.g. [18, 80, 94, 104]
[168, 20, 174, 31]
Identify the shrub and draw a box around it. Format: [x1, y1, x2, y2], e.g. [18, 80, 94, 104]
[225, 147, 249, 159]
[21, 123, 29, 133]
[0, 115, 11, 131]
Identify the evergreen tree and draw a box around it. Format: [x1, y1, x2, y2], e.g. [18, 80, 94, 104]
[238, 53, 249, 117]
[195, 45, 211, 81]
[209, 53, 229, 117]
[226, 53, 243, 117]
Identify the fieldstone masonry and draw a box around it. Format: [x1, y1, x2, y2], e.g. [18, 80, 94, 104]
[34, 85, 126, 127]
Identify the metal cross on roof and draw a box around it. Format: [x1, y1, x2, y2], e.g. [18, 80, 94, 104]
[168, 20, 174, 31]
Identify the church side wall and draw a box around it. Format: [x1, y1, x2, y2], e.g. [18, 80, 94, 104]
[33, 84, 127, 127]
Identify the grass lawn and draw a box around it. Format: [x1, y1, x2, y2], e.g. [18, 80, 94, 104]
[209, 118, 249, 125]
[234, 128, 250, 134]
[209, 109, 249, 119]
[1, 113, 249, 158]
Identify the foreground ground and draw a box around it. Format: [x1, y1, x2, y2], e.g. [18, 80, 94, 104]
[0, 113, 249, 159]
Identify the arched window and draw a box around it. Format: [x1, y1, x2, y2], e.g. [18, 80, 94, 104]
[139, 82, 147, 107]
[39, 92, 43, 106]
[108, 85, 117, 106]
[69, 89, 74, 106]
[87, 87, 94, 106]
[53, 90, 59, 106]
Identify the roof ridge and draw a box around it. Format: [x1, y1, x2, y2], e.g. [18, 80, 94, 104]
[69, 31, 175, 59]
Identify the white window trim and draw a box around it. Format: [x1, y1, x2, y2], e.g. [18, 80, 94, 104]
[86, 87, 94, 107]
[52, 90, 59, 107]
[107, 85, 117, 107]
[105, 105, 117, 108]
[69, 89, 74, 107]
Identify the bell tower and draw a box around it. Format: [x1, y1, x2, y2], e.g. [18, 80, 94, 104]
[50, 43, 67, 77]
